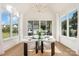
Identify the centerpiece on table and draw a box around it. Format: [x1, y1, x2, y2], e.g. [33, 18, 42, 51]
[37, 30, 42, 50]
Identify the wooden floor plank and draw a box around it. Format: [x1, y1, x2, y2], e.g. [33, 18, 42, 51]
[3, 42, 77, 56]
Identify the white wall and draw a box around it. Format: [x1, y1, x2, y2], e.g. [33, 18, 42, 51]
[0, 11, 4, 55]
[23, 12, 57, 40]
[58, 8, 79, 54]
[76, 9, 79, 55]
[0, 6, 21, 55]
[60, 36, 77, 51]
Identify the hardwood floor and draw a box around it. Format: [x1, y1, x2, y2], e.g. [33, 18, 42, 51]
[28, 42, 77, 56]
[3, 42, 77, 56]
[54, 42, 77, 56]
[3, 43, 24, 56]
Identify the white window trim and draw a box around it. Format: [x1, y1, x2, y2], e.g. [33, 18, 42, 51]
[27, 20, 53, 37]
[60, 8, 78, 39]
[1, 12, 19, 41]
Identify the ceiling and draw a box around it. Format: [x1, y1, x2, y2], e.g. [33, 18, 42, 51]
[0, 3, 79, 18]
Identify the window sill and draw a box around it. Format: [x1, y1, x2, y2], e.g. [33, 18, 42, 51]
[60, 35, 77, 40]
[3, 35, 19, 42]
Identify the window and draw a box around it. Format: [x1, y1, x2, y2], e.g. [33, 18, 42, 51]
[1, 9, 19, 41]
[28, 21, 52, 37]
[69, 10, 77, 37]
[28, 21, 39, 36]
[61, 10, 78, 38]
[28, 21, 33, 36]
[12, 16, 18, 36]
[41, 21, 52, 35]
[41, 21, 47, 35]
[47, 21, 52, 35]
[33, 21, 39, 35]
[61, 16, 67, 36]
[1, 10, 10, 40]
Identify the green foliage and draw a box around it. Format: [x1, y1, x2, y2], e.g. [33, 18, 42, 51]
[13, 28, 18, 33]
[2, 25, 10, 33]
[41, 25, 46, 30]
[37, 31, 41, 39]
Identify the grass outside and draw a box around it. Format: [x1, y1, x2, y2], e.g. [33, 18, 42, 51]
[3, 32, 10, 38]
[3, 32, 17, 40]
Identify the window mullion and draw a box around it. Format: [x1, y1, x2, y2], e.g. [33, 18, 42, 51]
[0, 12, 3, 41]
[39, 20, 41, 32]
[67, 16, 69, 37]
[46, 21, 47, 35]
[18, 17, 20, 37]
[10, 15, 13, 38]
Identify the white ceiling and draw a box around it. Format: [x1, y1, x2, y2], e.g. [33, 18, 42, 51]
[0, 3, 79, 18]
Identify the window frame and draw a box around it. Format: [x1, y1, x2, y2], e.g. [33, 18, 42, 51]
[12, 16, 19, 37]
[60, 9, 78, 39]
[1, 9, 19, 41]
[61, 16, 67, 36]
[27, 20, 52, 37]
